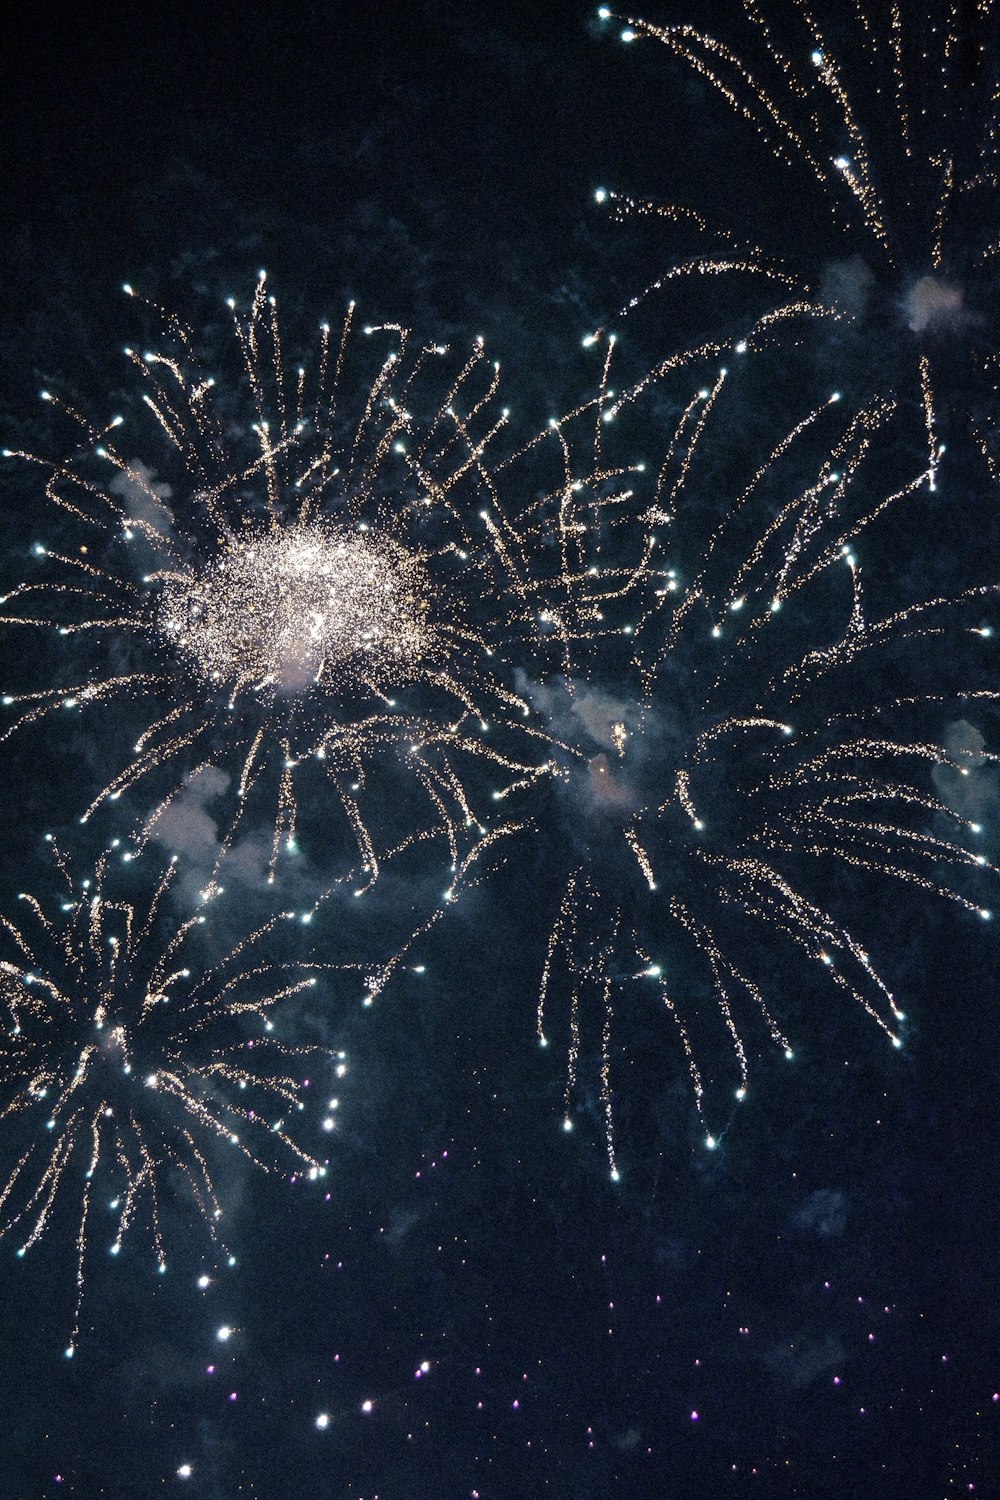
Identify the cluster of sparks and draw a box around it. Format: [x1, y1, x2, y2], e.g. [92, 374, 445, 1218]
[159, 521, 435, 696]
[0, 844, 335, 1350]
[0, 223, 997, 1305]
[0, 273, 562, 892]
[593, 1, 1000, 478]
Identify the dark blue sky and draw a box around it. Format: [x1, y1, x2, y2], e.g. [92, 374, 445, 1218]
[1, 3, 998, 1497]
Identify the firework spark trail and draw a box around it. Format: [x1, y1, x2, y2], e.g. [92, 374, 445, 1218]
[0, 842, 341, 1351]
[493, 345, 998, 1176]
[0, 273, 586, 893]
[592, 2, 1000, 478]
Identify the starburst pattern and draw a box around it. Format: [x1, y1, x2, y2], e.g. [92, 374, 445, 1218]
[1, 274, 561, 891]
[405, 348, 997, 1176]
[0, 844, 335, 1351]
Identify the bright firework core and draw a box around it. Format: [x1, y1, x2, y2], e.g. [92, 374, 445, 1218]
[158, 521, 434, 695]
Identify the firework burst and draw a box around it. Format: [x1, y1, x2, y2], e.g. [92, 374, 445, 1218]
[414, 347, 997, 1177]
[0, 843, 336, 1351]
[592, 2, 1000, 478]
[0, 273, 569, 891]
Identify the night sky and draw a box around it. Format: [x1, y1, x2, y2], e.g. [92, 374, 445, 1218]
[1, 3, 999, 1498]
